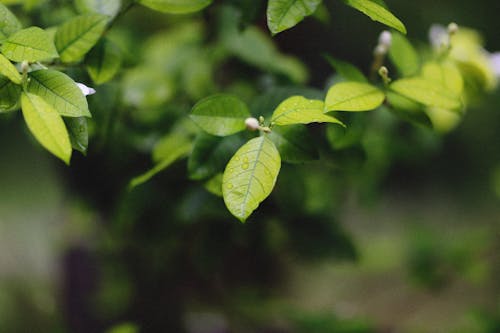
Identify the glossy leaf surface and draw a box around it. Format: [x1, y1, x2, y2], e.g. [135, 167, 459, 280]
[138, 0, 212, 14]
[344, 0, 406, 34]
[271, 96, 344, 126]
[267, 0, 322, 35]
[0, 53, 21, 84]
[2, 27, 58, 62]
[325, 82, 385, 112]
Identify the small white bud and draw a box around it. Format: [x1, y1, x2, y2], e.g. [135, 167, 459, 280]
[490, 52, 500, 77]
[378, 30, 392, 48]
[378, 66, 389, 77]
[76, 82, 96, 96]
[373, 44, 388, 56]
[245, 117, 260, 131]
[447, 22, 459, 35]
[429, 24, 449, 49]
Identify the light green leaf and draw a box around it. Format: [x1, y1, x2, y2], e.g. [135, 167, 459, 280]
[271, 96, 344, 126]
[86, 38, 122, 84]
[0, 75, 21, 112]
[27, 69, 91, 117]
[390, 77, 462, 110]
[21, 92, 71, 164]
[55, 14, 108, 63]
[0, 53, 21, 84]
[1, 27, 58, 62]
[222, 136, 281, 222]
[388, 32, 419, 77]
[138, 0, 212, 14]
[268, 124, 318, 163]
[343, 0, 406, 34]
[0, 3, 22, 40]
[64, 117, 88, 154]
[267, 0, 322, 35]
[325, 81, 385, 112]
[204, 173, 223, 197]
[190, 94, 250, 136]
[324, 55, 368, 82]
[75, 0, 122, 17]
[422, 61, 464, 96]
[386, 91, 432, 128]
[188, 132, 244, 180]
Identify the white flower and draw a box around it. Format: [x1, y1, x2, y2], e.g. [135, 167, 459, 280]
[489, 52, 500, 77]
[378, 30, 392, 48]
[429, 24, 449, 49]
[76, 82, 96, 96]
[244, 117, 260, 131]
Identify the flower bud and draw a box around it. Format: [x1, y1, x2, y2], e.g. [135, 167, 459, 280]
[378, 30, 392, 48]
[245, 117, 260, 131]
[76, 82, 96, 96]
[373, 44, 388, 56]
[447, 22, 459, 35]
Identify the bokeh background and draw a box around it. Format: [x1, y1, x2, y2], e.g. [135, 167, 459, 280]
[0, 0, 499, 332]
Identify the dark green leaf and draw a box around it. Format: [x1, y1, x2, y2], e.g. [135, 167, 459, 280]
[0, 3, 22, 40]
[324, 55, 368, 82]
[267, 0, 322, 35]
[0, 75, 21, 112]
[268, 124, 318, 163]
[86, 38, 122, 84]
[64, 116, 89, 154]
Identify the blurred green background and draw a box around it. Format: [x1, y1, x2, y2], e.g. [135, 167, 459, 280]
[0, 0, 499, 332]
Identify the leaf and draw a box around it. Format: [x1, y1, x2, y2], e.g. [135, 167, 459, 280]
[64, 116, 88, 154]
[324, 55, 368, 82]
[388, 32, 419, 77]
[21, 92, 71, 164]
[268, 124, 318, 163]
[0, 53, 21, 84]
[386, 91, 432, 127]
[267, 0, 322, 35]
[188, 132, 244, 180]
[138, 0, 212, 14]
[271, 96, 344, 126]
[0, 3, 22, 40]
[343, 0, 406, 34]
[75, 0, 122, 17]
[222, 136, 281, 222]
[325, 81, 385, 112]
[190, 94, 250, 136]
[1, 27, 58, 62]
[0, 75, 21, 112]
[55, 14, 108, 63]
[204, 173, 223, 197]
[422, 61, 464, 96]
[86, 38, 122, 84]
[27, 69, 91, 117]
[390, 77, 462, 110]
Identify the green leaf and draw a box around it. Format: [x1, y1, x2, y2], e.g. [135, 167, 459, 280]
[271, 96, 344, 126]
[1, 27, 58, 62]
[324, 55, 368, 82]
[267, 0, 322, 35]
[0, 53, 21, 84]
[188, 132, 244, 180]
[27, 69, 91, 117]
[325, 81, 385, 112]
[385, 91, 432, 127]
[75, 0, 122, 17]
[55, 14, 108, 63]
[138, 0, 212, 14]
[204, 173, 223, 197]
[222, 136, 281, 222]
[268, 124, 318, 163]
[64, 116, 88, 154]
[388, 32, 419, 77]
[190, 94, 250, 136]
[21, 92, 71, 164]
[343, 0, 406, 34]
[0, 75, 21, 112]
[422, 61, 464, 96]
[0, 3, 22, 40]
[86, 38, 122, 84]
[390, 77, 462, 110]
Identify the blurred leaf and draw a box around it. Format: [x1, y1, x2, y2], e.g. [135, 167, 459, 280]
[268, 124, 319, 163]
[271, 96, 344, 126]
[325, 81, 385, 112]
[55, 14, 108, 63]
[324, 55, 368, 82]
[86, 38, 122, 84]
[64, 116, 88, 154]
[0, 53, 21, 84]
[204, 173, 223, 197]
[0, 75, 20, 112]
[388, 32, 419, 77]
[422, 61, 464, 96]
[75, 0, 122, 17]
[223, 136, 281, 222]
[138, 0, 212, 14]
[122, 67, 175, 109]
[343, 0, 406, 34]
[266, 0, 322, 35]
[1, 27, 58, 62]
[0, 3, 22, 40]
[190, 94, 250, 136]
[386, 91, 432, 127]
[21, 92, 71, 164]
[105, 323, 139, 333]
[27, 69, 91, 117]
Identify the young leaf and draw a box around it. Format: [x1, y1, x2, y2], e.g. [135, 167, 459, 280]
[0, 53, 21, 84]
[325, 81, 385, 112]
[390, 77, 462, 110]
[190, 94, 250, 136]
[267, 0, 322, 35]
[64, 117, 88, 154]
[422, 61, 464, 96]
[55, 14, 108, 63]
[204, 173, 223, 197]
[86, 38, 122, 84]
[271, 96, 344, 126]
[1, 27, 58, 62]
[27, 69, 91, 117]
[138, 0, 212, 14]
[21, 92, 72, 164]
[324, 55, 368, 82]
[0, 75, 21, 112]
[0, 3, 22, 40]
[188, 132, 244, 180]
[222, 136, 281, 222]
[268, 125, 319, 163]
[343, 0, 406, 34]
[388, 32, 419, 77]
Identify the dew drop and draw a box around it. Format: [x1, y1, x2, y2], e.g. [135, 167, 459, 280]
[242, 163, 249, 170]
[226, 183, 233, 189]
[235, 157, 240, 162]
[243, 157, 249, 163]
